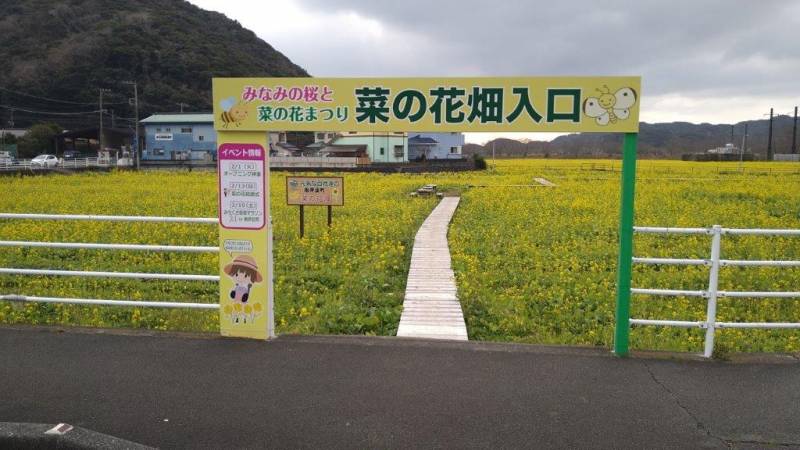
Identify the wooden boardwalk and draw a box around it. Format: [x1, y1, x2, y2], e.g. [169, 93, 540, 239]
[397, 197, 468, 341]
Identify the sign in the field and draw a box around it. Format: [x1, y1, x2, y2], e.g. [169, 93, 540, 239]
[212, 77, 641, 133]
[217, 136, 273, 340]
[286, 176, 344, 206]
[286, 176, 344, 238]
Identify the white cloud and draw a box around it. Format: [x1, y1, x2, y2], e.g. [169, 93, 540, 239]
[189, 0, 449, 77]
[189, 0, 800, 142]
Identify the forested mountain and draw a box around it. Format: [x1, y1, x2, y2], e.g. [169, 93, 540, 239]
[464, 116, 799, 159]
[0, 0, 308, 129]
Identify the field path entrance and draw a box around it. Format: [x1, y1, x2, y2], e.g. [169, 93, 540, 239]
[397, 197, 468, 341]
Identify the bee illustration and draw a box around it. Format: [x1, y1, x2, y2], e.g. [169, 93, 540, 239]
[219, 97, 248, 128]
[582, 85, 637, 126]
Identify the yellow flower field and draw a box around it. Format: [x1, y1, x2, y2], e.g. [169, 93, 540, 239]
[447, 160, 800, 354]
[0, 170, 437, 335]
[0, 159, 798, 354]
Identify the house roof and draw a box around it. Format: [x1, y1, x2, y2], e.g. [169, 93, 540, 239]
[335, 132, 407, 138]
[408, 135, 438, 145]
[320, 145, 368, 154]
[275, 142, 300, 152]
[140, 113, 214, 124]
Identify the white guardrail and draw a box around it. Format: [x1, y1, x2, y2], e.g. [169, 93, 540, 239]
[630, 225, 800, 357]
[0, 213, 219, 310]
[0, 158, 130, 172]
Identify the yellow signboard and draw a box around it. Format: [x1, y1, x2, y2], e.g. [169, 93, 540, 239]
[212, 76, 641, 133]
[217, 131, 273, 340]
[286, 176, 344, 206]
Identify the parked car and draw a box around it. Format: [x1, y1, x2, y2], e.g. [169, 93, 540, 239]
[63, 150, 82, 160]
[31, 154, 59, 168]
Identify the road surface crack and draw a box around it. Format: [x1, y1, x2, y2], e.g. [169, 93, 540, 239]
[642, 361, 730, 448]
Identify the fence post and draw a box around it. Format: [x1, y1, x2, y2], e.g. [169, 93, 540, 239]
[703, 225, 722, 358]
[614, 132, 638, 357]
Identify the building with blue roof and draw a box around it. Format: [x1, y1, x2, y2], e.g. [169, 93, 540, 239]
[140, 113, 217, 161]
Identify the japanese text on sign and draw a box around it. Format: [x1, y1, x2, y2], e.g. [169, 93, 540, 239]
[218, 143, 266, 229]
[286, 176, 344, 206]
[212, 77, 641, 132]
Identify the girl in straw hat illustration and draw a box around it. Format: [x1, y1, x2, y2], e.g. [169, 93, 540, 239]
[224, 255, 263, 304]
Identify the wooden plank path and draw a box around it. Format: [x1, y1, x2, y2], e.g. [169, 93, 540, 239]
[534, 177, 556, 187]
[397, 197, 468, 341]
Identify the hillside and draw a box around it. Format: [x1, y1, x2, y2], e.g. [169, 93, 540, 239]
[0, 0, 309, 129]
[464, 117, 798, 159]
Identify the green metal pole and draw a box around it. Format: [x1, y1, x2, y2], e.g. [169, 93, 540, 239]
[613, 132, 638, 357]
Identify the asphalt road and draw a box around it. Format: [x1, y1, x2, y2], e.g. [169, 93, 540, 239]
[1, 326, 799, 449]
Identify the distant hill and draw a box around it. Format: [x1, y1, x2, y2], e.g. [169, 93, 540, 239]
[0, 0, 309, 129]
[464, 117, 799, 159]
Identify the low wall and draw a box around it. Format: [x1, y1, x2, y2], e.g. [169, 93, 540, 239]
[682, 153, 757, 162]
[141, 157, 481, 173]
[271, 156, 359, 168]
[370, 159, 477, 173]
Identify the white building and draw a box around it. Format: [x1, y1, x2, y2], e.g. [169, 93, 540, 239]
[408, 132, 464, 160]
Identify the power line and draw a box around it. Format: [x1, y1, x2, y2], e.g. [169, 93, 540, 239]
[0, 86, 129, 106]
[0, 104, 101, 116]
[0, 86, 98, 105]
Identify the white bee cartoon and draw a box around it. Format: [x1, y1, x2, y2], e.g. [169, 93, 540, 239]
[582, 85, 637, 126]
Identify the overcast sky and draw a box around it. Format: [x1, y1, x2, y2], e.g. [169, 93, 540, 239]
[189, 0, 800, 143]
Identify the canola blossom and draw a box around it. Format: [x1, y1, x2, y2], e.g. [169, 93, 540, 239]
[448, 160, 800, 354]
[0, 160, 798, 354]
[0, 170, 435, 336]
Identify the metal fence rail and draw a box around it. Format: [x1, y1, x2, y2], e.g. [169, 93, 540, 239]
[0, 157, 127, 172]
[629, 224, 800, 357]
[0, 213, 219, 310]
[0, 213, 217, 223]
[0, 294, 218, 310]
[0, 240, 217, 253]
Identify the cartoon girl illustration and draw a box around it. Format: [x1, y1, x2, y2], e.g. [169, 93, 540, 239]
[223, 255, 263, 304]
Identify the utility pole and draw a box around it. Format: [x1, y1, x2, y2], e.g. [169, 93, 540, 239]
[178, 102, 188, 113]
[739, 123, 748, 171]
[99, 89, 108, 155]
[792, 106, 798, 155]
[730, 124, 734, 144]
[492, 140, 496, 165]
[123, 81, 140, 169]
[0, 91, 4, 155]
[767, 107, 774, 161]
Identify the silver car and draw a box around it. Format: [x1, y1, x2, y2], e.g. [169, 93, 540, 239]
[31, 154, 59, 168]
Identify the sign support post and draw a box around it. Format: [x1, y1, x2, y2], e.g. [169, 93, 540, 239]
[613, 132, 638, 357]
[216, 130, 273, 340]
[299, 205, 305, 238]
[267, 213, 275, 338]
